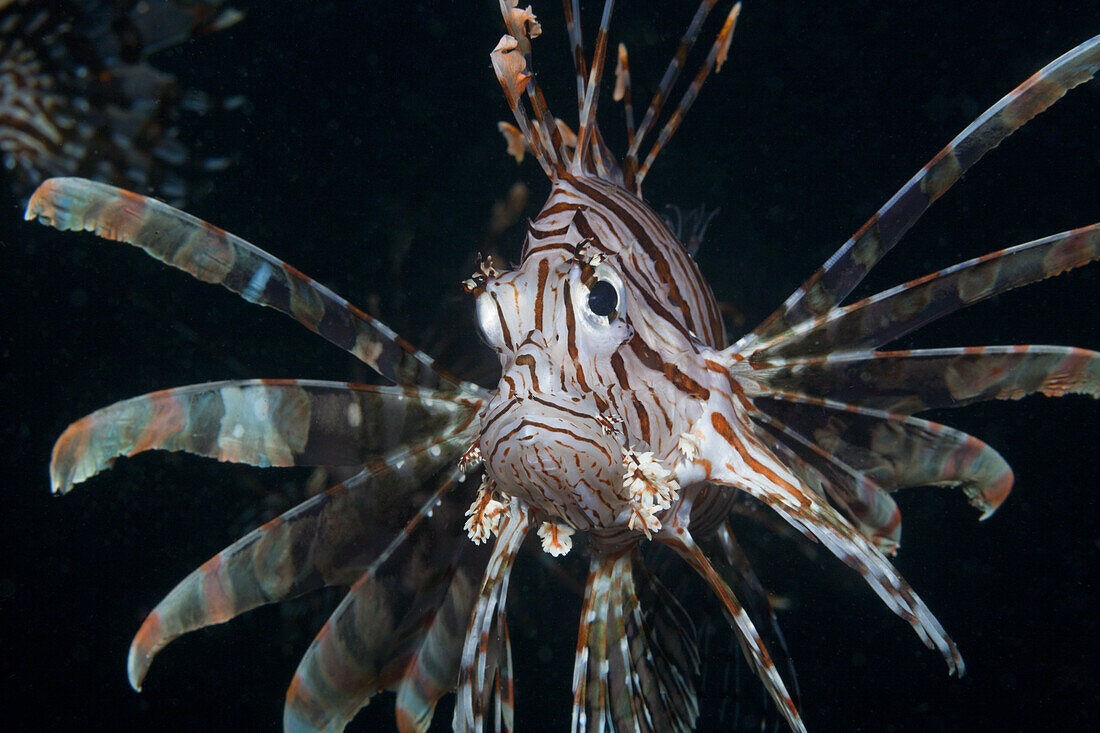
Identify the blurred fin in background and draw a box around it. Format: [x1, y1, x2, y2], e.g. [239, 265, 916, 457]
[0, 0, 243, 205]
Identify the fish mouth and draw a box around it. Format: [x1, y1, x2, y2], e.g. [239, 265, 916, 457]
[479, 394, 624, 529]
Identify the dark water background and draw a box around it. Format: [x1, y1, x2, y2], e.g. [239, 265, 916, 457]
[1, 1, 1098, 730]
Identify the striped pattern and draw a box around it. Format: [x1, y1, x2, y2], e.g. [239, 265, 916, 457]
[452, 501, 530, 733]
[0, 0, 241, 203]
[521, 176, 726, 348]
[26, 178, 480, 395]
[48, 379, 479, 494]
[129, 442, 472, 692]
[23, 2, 1100, 730]
[635, 3, 741, 187]
[752, 394, 1014, 517]
[571, 551, 702, 733]
[751, 224, 1100, 360]
[664, 523, 806, 732]
[754, 346, 1100, 414]
[283, 469, 487, 732]
[492, 0, 738, 189]
[741, 35, 1100, 349]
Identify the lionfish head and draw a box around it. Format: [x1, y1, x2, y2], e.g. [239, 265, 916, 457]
[468, 224, 640, 530]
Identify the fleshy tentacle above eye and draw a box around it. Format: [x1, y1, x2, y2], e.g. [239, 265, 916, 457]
[127, 433, 474, 693]
[47, 379, 480, 494]
[741, 35, 1100, 348]
[24, 177, 484, 396]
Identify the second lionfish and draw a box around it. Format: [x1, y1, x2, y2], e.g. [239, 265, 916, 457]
[0, 0, 242, 204]
[22, 1, 1100, 731]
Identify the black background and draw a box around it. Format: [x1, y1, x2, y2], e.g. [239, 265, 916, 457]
[1, 1, 1097, 731]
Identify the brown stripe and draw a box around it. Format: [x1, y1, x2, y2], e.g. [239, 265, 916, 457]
[629, 333, 709, 399]
[563, 279, 579, 361]
[535, 201, 584, 221]
[711, 413, 802, 499]
[492, 295, 514, 350]
[528, 394, 599, 425]
[514, 353, 540, 393]
[571, 178, 700, 333]
[528, 223, 572, 240]
[610, 352, 631, 390]
[524, 242, 576, 258]
[631, 395, 651, 444]
[569, 209, 613, 254]
[534, 258, 549, 332]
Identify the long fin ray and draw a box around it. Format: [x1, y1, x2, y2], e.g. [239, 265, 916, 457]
[693, 407, 963, 678]
[49, 379, 480, 494]
[25, 177, 479, 394]
[453, 503, 531, 733]
[742, 34, 1100, 347]
[128, 440, 472, 692]
[704, 523, 803, 707]
[617, 553, 700, 732]
[751, 225, 1100, 359]
[392, 551, 491, 732]
[751, 392, 1014, 519]
[659, 527, 806, 733]
[750, 412, 904, 552]
[281, 467, 477, 731]
[572, 555, 614, 733]
[754, 345, 1100, 414]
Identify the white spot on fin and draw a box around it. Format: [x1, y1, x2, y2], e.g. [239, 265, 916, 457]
[242, 262, 273, 303]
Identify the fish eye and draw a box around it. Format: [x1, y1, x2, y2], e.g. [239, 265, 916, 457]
[587, 279, 618, 318]
[474, 291, 506, 350]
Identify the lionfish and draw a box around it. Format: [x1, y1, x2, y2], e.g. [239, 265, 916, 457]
[22, 1, 1100, 731]
[0, 0, 242, 203]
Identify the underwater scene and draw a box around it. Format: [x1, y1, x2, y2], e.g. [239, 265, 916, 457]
[2, 1, 1097, 731]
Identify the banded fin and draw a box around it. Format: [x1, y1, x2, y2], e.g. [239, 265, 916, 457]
[614, 43, 636, 147]
[49, 379, 479, 494]
[624, 553, 701, 732]
[759, 426, 903, 553]
[697, 408, 963, 678]
[128, 437, 471, 692]
[572, 555, 614, 733]
[752, 225, 1100, 359]
[602, 554, 646, 732]
[562, 0, 587, 111]
[635, 3, 741, 188]
[283, 468, 484, 732]
[660, 526, 806, 733]
[393, 553, 486, 732]
[572, 551, 701, 733]
[753, 393, 1014, 519]
[453, 502, 531, 733]
[623, 0, 727, 189]
[25, 178, 477, 394]
[754, 346, 1100, 414]
[572, 0, 616, 177]
[744, 34, 1100, 346]
[704, 523, 801, 709]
